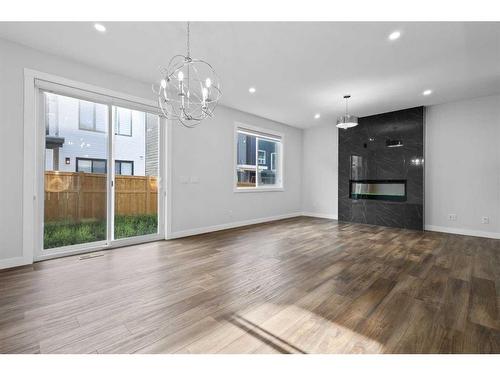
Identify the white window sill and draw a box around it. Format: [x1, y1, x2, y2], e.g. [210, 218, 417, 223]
[234, 187, 285, 193]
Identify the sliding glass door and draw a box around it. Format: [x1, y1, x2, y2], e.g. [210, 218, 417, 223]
[113, 107, 160, 240]
[40, 88, 163, 258]
[43, 92, 109, 250]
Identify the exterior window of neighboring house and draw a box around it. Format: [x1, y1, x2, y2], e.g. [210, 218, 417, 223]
[75, 158, 135, 176]
[76, 157, 107, 174]
[235, 126, 283, 190]
[115, 107, 132, 136]
[78, 100, 107, 132]
[115, 160, 134, 176]
[258, 150, 266, 165]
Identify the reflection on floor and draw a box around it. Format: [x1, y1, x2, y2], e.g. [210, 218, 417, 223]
[0, 216, 499, 353]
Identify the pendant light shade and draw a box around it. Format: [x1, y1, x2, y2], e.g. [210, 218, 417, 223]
[336, 95, 358, 129]
[336, 114, 359, 129]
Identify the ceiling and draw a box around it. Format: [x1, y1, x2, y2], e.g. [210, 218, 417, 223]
[0, 22, 499, 129]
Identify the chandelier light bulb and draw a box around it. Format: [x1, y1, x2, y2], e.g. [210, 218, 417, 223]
[202, 87, 208, 100]
[178, 71, 184, 82]
[160, 79, 167, 89]
[205, 78, 212, 88]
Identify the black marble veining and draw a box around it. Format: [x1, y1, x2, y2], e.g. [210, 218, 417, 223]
[338, 107, 424, 230]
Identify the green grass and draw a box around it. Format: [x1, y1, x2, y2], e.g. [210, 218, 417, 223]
[114, 214, 158, 240]
[44, 214, 158, 249]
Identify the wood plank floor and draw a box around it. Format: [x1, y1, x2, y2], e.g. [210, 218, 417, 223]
[1, 217, 499, 354]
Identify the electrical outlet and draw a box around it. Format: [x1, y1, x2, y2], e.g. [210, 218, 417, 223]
[448, 214, 457, 221]
[481, 216, 489, 224]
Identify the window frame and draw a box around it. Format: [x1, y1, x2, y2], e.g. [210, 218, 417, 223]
[115, 159, 134, 176]
[257, 150, 266, 165]
[76, 157, 107, 174]
[234, 122, 284, 193]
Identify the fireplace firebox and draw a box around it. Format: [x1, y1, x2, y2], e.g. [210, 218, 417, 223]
[349, 180, 407, 202]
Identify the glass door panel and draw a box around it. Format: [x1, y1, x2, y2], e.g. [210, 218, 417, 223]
[113, 107, 160, 240]
[43, 92, 108, 250]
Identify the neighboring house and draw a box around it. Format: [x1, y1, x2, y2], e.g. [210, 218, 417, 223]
[144, 113, 159, 176]
[236, 132, 278, 186]
[44, 93, 158, 176]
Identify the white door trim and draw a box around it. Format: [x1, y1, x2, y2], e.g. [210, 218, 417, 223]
[23, 68, 172, 265]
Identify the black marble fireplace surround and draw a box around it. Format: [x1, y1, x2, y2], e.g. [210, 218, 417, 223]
[338, 106, 424, 230]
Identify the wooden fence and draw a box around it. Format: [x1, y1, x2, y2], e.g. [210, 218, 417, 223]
[44, 171, 158, 222]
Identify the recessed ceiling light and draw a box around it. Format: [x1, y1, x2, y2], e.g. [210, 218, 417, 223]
[314, 114, 321, 119]
[422, 89, 433, 96]
[388, 31, 401, 41]
[94, 23, 106, 33]
[248, 87, 256, 94]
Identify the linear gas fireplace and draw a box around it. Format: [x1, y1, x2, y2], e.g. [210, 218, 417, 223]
[350, 180, 407, 202]
[339, 107, 423, 229]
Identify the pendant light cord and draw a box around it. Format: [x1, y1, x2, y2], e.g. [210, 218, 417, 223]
[186, 21, 191, 58]
[186, 21, 191, 105]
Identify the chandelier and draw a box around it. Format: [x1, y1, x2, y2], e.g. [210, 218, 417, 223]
[336, 95, 358, 129]
[154, 22, 222, 128]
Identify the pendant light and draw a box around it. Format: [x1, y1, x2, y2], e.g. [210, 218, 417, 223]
[336, 95, 358, 129]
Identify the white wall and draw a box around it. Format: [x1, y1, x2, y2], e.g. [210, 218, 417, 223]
[170, 106, 303, 236]
[425, 95, 500, 238]
[0, 37, 303, 268]
[301, 124, 338, 219]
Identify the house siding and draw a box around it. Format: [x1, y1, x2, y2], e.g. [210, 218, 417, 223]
[44, 92, 154, 175]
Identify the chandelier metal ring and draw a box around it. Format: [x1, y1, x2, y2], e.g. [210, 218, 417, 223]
[153, 22, 222, 128]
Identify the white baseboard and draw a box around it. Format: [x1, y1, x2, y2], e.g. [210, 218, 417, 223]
[425, 225, 500, 239]
[302, 212, 338, 220]
[0, 256, 31, 271]
[168, 212, 303, 239]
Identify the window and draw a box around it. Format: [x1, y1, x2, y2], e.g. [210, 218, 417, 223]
[115, 160, 134, 176]
[258, 150, 266, 165]
[79, 100, 107, 132]
[76, 158, 134, 175]
[235, 126, 282, 190]
[115, 107, 132, 136]
[76, 157, 107, 174]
